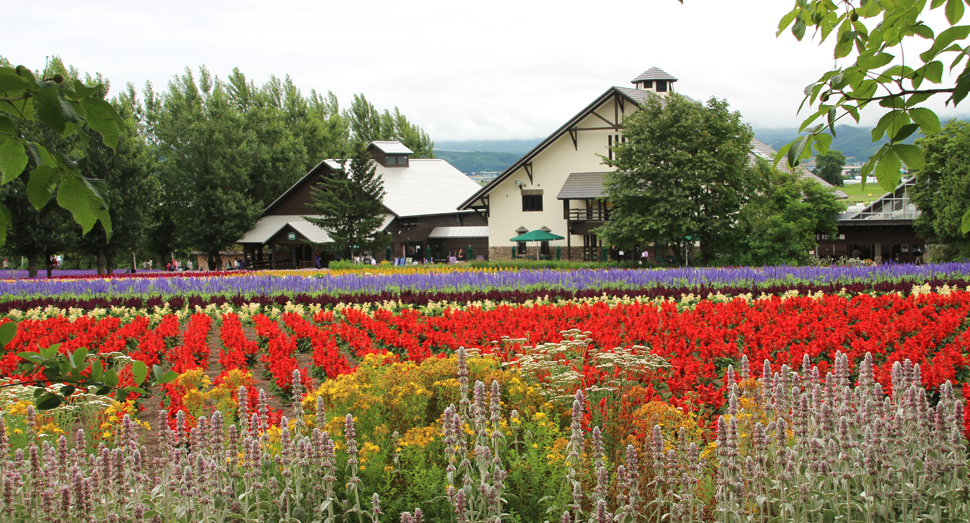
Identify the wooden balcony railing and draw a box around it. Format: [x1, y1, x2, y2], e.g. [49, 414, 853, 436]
[565, 208, 610, 221]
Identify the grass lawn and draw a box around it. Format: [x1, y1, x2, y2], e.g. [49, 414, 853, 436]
[838, 182, 887, 205]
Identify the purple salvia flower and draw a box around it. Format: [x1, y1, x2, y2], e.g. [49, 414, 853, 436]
[0, 415, 8, 458]
[775, 417, 788, 447]
[716, 416, 728, 457]
[291, 369, 305, 421]
[41, 489, 53, 516]
[728, 390, 739, 417]
[29, 443, 40, 474]
[280, 425, 293, 469]
[595, 499, 609, 523]
[2, 476, 12, 507]
[210, 410, 224, 450]
[57, 434, 68, 476]
[472, 380, 487, 428]
[237, 386, 248, 429]
[592, 426, 604, 464]
[951, 400, 966, 447]
[59, 485, 71, 519]
[257, 389, 269, 433]
[457, 347, 470, 416]
[568, 390, 585, 465]
[176, 410, 186, 446]
[371, 492, 381, 516]
[344, 414, 359, 465]
[450, 486, 468, 523]
[26, 405, 36, 434]
[316, 395, 326, 429]
[489, 380, 502, 424]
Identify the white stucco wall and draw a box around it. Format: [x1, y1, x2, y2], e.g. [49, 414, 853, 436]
[487, 95, 640, 251]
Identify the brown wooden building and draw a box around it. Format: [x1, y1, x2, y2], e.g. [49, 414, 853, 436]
[238, 141, 488, 268]
[816, 178, 926, 263]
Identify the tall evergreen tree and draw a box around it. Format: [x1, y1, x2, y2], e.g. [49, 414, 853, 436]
[225, 69, 310, 209]
[345, 94, 434, 158]
[304, 142, 390, 259]
[73, 84, 159, 274]
[911, 120, 970, 260]
[150, 67, 260, 270]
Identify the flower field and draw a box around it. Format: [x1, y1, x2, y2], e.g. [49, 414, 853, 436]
[0, 265, 969, 522]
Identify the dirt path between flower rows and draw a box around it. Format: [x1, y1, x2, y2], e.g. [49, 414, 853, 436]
[137, 323, 314, 459]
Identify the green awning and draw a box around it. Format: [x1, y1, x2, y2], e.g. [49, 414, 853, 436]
[509, 230, 565, 242]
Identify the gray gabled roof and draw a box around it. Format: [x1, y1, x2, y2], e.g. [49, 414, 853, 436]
[838, 177, 918, 221]
[369, 141, 413, 155]
[557, 172, 609, 199]
[631, 67, 678, 83]
[458, 85, 664, 210]
[749, 138, 849, 199]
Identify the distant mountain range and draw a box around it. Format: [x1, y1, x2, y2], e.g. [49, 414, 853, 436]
[754, 125, 922, 163]
[436, 123, 949, 175]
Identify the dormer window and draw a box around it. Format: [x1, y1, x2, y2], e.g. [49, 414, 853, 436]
[386, 155, 409, 167]
[640, 80, 653, 89]
[656, 80, 667, 92]
[368, 140, 414, 167]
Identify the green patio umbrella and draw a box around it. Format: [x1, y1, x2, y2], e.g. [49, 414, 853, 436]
[509, 230, 565, 260]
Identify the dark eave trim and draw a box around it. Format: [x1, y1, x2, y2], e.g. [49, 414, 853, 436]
[262, 159, 334, 216]
[457, 87, 647, 211]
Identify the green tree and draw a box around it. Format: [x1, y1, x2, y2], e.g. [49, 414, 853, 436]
[733, 161, 843, 265]
[597, 93, 755, 265]
[0, 177, 77, 277]
[0, 58, 124, 246]
[813, 149, 847, 186]
[910, 119, 970, 260]
[225, 70, 311, 208]
[304, 142, 391, 260]
[345, 94, 435, 158]
[772, 0, 970, 232]
[150, 67, 260, 270]
[73, 85, 159, 274]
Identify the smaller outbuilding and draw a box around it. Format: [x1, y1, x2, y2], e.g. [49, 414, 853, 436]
[238, 141, 488, 268]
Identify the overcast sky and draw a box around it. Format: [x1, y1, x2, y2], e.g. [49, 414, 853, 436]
[5, 0, 967, 142]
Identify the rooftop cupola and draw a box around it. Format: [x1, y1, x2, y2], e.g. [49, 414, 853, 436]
[630, 67, 677, 96]
[368, 141, 413, 167]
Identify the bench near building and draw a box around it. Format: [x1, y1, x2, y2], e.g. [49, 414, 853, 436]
[238, 141, 487, 268]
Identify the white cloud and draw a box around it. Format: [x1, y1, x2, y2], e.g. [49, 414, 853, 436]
[4, 0, 967, 140]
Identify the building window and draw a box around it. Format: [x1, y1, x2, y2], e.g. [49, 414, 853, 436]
[386, 155, 408, 166]
[522, 194, 543, 212]
[641, 80, 653, 89]
[656, 80, 667, 92]
[607, 134, 626, 161]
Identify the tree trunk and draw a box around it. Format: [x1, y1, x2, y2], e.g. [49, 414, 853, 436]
[670, 243, 684, 265]
[27, 254, 38, 278]
[106, 252, 115, 276]
[96, 251, 106, 276]
[45, 255, 54, 278]
[207, 253, 216, 271]
[214, 252, 223, 270]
